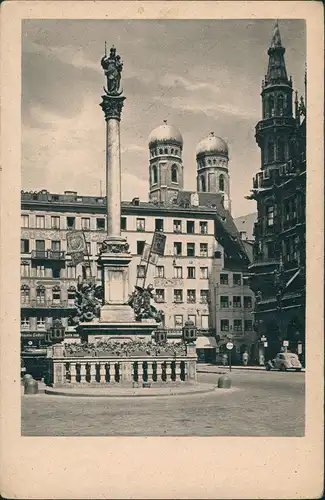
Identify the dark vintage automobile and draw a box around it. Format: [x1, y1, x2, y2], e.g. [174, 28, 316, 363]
[266, 352, 303, 372]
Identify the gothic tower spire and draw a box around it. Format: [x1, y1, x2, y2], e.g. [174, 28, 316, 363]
[265, 20, 289, 86]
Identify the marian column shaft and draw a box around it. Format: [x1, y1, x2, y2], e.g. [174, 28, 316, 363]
[106, 117, 122, 237]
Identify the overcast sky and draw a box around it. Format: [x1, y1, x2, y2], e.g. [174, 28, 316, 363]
[22, 19, 306, 218]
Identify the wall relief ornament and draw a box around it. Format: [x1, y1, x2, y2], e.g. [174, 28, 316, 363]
[99, 240, 130, 254]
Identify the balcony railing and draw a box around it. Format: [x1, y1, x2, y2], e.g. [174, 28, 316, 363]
[31, 250, 66, 260]
[21, 299, 73, 308]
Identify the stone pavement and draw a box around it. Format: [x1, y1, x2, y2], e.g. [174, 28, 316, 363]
[196, 363, 305, 373]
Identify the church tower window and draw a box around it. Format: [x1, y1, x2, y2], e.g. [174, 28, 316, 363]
[171, 165, 178, 183]
[277, 94, 284, 116]
[152, 165, 158, 184]
[201, 175, 206, 192]
[277, 138, 285, 161]
[219, 174, 225, 192]
[268, 95, 275, 117]
[268, 140, 275, 162]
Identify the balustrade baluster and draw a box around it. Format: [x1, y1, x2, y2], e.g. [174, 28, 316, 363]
[99, 363, 106, 383]
[147, 361, 154, 382]
[138, 361, 143, 383]
[80, 363, 86, 383]
[166, 361, 172, 381]
[70, 363, 77, 384]
[90, 362, 96, 383]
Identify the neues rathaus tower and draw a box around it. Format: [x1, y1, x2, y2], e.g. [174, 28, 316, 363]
[248, 22, 306, 363]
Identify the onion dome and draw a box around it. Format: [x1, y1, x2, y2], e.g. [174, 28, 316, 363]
[149, 120, 183, 147]
[196, 132, 228, 157]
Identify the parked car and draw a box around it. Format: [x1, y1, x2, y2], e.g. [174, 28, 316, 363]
[266, 352, 302, 372]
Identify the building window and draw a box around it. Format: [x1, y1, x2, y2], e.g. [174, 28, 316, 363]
[121, 217, 127, 230]
[187, 267, 195, 279]
[233, 274, 241, 286]
[174, 289, 183, 303]
[67, 216, 75, 229]
[51, 216, 60, 229]
[174, 315, 183, 327]
[81, 217, 90, 230]
[85, 242, 91, 255]
[221, 319, 229, 332]
[67, 265, 76, 279]
[188, 314, 196, 325]
[199, 221, 208, 234]
[187, 243, 195, 257]
[51, 240, 61, 252]
[96, 218, 105, 230]
[174, 242, 182, 256]
[159, 148, 163, 155]
[36, 216, 45, 229]
[267, 242, 276, 259]
[243, 276, 249, 286]
[21, 215, 29, 228]
[201, 315, 209, 329]
[233, 296, 241, 308]
[96, 266, 101, 280]
[200, 243, 208, 257]
[219, 175, 225, 192]
[244, 296, 252, 308]
[267, 140, 275, 162]
[155, 289, 165, 303]
[52, 286, 61, 304]
[36, 317, 46, 330]
[21, 262, 30, 277]
[173, 266, 183, 279]
[68, 287, 76, 305]
[137, 241, 145, 255]
[21, 316, 30, 330]
[268, 95, 275, 117]
[36, 286, 46, 304]
[200, 290, 209, 304]
[234, 319, 242, 332]
[21, 285, 30, 304]
[220, 273, 228, 285]
[52, 268, 61, 279]
[137, 265, 146, 278]
[152, 165, 158, 184]
[267, 205, 274, 227]
[156, 265, 164, 278]
[200, 267, 208, 279]
[171, 165, 178, 183]
[173, 220, 182, 233]
[187, 221, 195, 234]
[155, 219, 164, 232]
[244, 320, 253, 331]
[187, 289, 196, 303]
[164, 148, 168, 154]
[136, 218, 145, 231]
[220, 296, 229, 308]
[277, 138, 285, 161]
[36, 265, 45, 278]
[21, 239, 29, 253]
[96, 242, 102, 255]
[277, 94, 284, 115]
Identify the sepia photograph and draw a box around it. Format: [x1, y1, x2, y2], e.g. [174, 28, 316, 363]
[20, 17, 307, 437]
[1, 2, 323, 499]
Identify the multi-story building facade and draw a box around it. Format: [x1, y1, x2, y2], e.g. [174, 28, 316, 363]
[248, 22, 306, 362]
[21, 122, 256, 362]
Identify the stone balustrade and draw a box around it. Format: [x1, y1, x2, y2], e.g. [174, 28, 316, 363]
[46, 343, 197, 387]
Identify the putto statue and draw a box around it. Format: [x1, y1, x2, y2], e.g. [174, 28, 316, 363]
[101, 45, 123, 96]
[69, 278, 103, 325]
[128, 284, 163, 323]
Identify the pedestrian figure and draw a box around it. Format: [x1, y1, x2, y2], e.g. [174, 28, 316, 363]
[222, 353, 228, 366]
[242, 351, 249, 366]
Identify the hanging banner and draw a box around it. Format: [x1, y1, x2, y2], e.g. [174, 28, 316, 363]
[67, 231, 87, 265]
[151, 232, 166, 256]
[142, 243, 159, 265]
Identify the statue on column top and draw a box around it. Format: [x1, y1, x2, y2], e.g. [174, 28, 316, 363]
[101, 44, 123, 96]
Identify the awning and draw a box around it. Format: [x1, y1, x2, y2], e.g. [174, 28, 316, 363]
[285, 268, 301, 289]
[196, 337, 217, 349]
